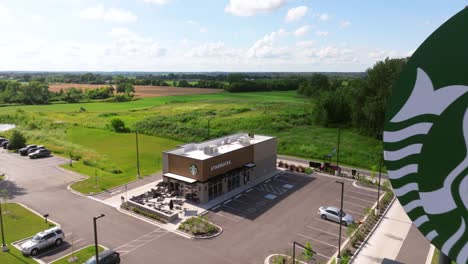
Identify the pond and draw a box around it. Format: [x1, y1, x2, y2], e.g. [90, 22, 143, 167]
[0, 124, 15, 132]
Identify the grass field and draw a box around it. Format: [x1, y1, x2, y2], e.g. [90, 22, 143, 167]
[0, 91, 383, 194]
[52, 245, 104, 264]
[0, 203, 55, 264]
[66, 127, 181, 194]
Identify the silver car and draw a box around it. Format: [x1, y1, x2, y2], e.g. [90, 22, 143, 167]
[318, 206, 354, 226]
[21, 227, 64, 256]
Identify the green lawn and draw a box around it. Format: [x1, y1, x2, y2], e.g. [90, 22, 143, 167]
[0, 90, 383, 194]
[0, 203, 55, 264]
[66, 127, 181, 194]
[51, 245, 104, 264]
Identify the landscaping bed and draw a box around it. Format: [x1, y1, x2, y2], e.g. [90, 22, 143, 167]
[178, 216, 221, 238]
[51, 245, 104, 264]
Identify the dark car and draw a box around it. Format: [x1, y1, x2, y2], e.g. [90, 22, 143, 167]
[27, 145, 45, 155]
[19, 145, 37, 156]
[28, 149, 51, 159]
[0, 137, 7, 144]
[84, 249, 120, 264]
[1, 140, 9, 149]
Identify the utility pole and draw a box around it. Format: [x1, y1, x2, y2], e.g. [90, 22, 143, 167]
[135, 130, 141, 179]
[337, 127, 341, 176]
[376, 154, 383, 215]
[0, 202, 7, 252]
[93, 214, 105, 264]
[336, 181, 344, 264]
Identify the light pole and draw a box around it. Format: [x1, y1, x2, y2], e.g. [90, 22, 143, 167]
[336, 127, 341, 176]
[376, 154, 383, 216]
[135, 130, 141, 179]
[0, 202, 7, 252]
[207, 117, 213, 139]
[336, 180, 344, 264]
[93, 214, 105, 264]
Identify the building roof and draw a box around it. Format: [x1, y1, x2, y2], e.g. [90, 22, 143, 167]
[165, 133, 274, 161]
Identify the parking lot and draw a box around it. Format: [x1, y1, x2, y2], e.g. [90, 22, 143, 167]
[206, 171, 379, 262]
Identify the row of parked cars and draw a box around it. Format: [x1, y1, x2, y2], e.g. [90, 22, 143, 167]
[21, 226, 120, 263]
[0, 137, 51, 159]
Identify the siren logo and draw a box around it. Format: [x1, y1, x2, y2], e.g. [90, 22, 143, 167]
[384, 8, 468, 261]
[384, 71, 468, 263]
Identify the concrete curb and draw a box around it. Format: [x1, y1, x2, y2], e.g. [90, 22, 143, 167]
[349, 196, 397, 263]
[264, 254, 308, 264]
[48, 244, 109, 264]
[178, 220, 223, 240]
[352, 180, 379, 192]
[425, 244, 435, 264]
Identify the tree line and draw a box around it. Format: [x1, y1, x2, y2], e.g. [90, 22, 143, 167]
[297, 58, 407, 138]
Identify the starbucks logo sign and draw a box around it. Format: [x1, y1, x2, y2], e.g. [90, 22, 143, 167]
[384, 9, 468, 263]
[189, 164, 198, 176]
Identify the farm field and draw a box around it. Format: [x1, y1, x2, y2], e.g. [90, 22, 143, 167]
[48, 83, 222, 98]
[0, 91, 382, 194]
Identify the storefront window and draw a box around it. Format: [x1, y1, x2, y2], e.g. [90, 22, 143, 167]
[226, 172, 240, 192]
[208, 177, 223, 200]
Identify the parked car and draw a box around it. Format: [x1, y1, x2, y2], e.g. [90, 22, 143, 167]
[84, 249, 121, 264]
[27, 145, 45, 155]
[20, 227, 64, 256]
[0, 137, 7, 144]
[1, 140, 9, 149]
[318, 206, 354, 226]
[19, 145, 37, 156]
[28, 149, 51, 159]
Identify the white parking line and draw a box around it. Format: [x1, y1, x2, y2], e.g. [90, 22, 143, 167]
[224, 199, 232, 205]
[117, 231, 168, 256]
[345, 194, 373, 203]
[297, 233, 338, 249]
[214, 212, 242, 222]
[235, 194, 242, 199]
[36, 244, 69, 258]
[348, 190, 377, 198]
[212, 205, 221, 210]
[312, 218, 339, 226]
[265, 179, 271, 183]
[338, 200, 367, 209]
[306, 226, 345, 238]
[345, 208, 365, 216]
[287, 242, 331, 259]
[233, 198, 249, 205]
[246, 188, 253, 193]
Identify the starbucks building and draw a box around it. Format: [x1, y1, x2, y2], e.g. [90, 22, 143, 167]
[162, 133, 277, 203]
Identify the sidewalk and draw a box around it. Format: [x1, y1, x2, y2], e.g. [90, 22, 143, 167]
[352, 200, 431, 264]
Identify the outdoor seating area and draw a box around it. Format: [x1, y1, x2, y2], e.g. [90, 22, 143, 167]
[127, 182, 199, 223]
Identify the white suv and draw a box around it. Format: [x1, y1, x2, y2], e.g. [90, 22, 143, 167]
[21, 227, 65, 256]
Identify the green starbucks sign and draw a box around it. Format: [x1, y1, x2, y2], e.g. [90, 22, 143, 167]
[383, 9, 468, 263]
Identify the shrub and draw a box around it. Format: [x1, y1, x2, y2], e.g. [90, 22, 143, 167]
[272, 255, 286, 264]
[289, 164, 296, 171]
[278, 160, 283, 167]
[110, 118, 129, 133]
[8, 130, 26, 150]
[297, 165, 305, 173]
[302, 241, 314, 261]
[304, 167, 314, 175]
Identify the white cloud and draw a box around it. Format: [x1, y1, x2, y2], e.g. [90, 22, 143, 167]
[293, 25, 311, 37]
[0, 4, 10, 18]
[368, 49, 398, 60]
[314, 13, 330, 21]
[247, 29, 289, 58]
[143, 0, 170, 4]
[225, 0, 287, 16]
[315, 30, 328, 37]
[296, 40, 315, 48]
[80, 5, 138, 23]
[107, 27, 166, 58]
[186, 42, 240, 58]
[187, 20, 197, 25]
[199, 27, 208, 33]
[285, 6, 308, 23]
[340, 21, 351, 28]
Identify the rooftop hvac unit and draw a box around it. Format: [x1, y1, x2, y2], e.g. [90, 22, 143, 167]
[238, 136, 251, 145]
[225, 137, 231, 144]
[203, 145, 218, 155]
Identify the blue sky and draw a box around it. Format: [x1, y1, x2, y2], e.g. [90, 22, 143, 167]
[0, 0, 464, 72]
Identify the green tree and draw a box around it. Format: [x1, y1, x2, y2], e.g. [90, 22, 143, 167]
[116, 83, 135, 97]
[110, 118, 128, 133]
[62, 87, 84, 103]
[302, 241, 314, 262]
[8, 130, 26, 150]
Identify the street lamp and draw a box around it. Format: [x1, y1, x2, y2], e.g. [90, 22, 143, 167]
[93, 214, 105, 263]
[0, 203, 7, 252]
[336, 181, 344, 264]
[336, 127, 341, 176]
[135, 130, 141, 179]
[375, 154, 383, 216]
[207, 117, 214, 139]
